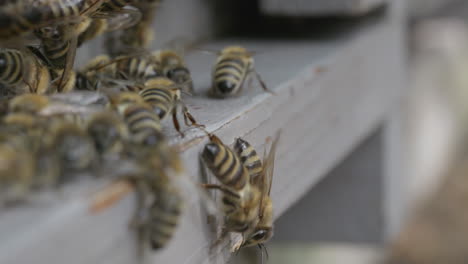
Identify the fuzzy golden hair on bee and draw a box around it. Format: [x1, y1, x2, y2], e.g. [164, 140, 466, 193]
[8, 94, 50, 113]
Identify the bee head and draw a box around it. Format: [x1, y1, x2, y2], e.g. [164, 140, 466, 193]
[242, 227, 273, 248]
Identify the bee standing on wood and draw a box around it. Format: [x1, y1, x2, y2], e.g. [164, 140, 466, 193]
[152, 49, 193, 94]
[211, 46, 273, 98]
[78, 54, 162, 92]
[201, 132, 280, 255]
[139, 77, 203, 136]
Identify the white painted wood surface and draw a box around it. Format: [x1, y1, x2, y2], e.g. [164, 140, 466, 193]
[0, 12, 403, 264]
[260, 0, 387, 16]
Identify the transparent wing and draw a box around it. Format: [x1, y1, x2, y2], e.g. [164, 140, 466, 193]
[257, 130, 281, 217]
[92, 6, 142, 31]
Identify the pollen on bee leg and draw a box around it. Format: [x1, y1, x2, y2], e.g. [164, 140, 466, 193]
[89, 180, 134, 214]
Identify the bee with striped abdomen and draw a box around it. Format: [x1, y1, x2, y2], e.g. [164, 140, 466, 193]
[233, 133, 279, 251]
[0, 0, 106, 41]
[130, 161, 184, 252]
[0, 113, 60, 204]
[151, 49, 193, 94]
[144, 184, 183, 250]
[80, 54, 162, 89]
[201, 132, 280, 254]
[201, 133, 260, 236]
[0, 48, 52, 95]
[120, 103, 165, 147]
[139, 77, 203, 137]
[110, 91, 147, 113]
[211, 46, 272, 98]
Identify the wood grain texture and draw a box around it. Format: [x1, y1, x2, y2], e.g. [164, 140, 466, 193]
[0, 15, 403, 264]
[260, 0, 387, 16]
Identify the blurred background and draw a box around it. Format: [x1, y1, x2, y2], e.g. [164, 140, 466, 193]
[233, 0, 468, 263]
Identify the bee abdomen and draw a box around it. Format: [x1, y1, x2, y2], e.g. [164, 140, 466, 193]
[0, 49, 24, 86]
[116, 58, 159, 81]
[202, 143, 248, 190]
[122, 105, 164, 145]
[149, 189, 183, 250]
[213, 58, 246, 95]
[235, 138, 262, 179]
[139, 88, 172, 119]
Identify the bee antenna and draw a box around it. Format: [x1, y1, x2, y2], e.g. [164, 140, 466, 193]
[263, 244, 269, 261]
[258, 244, 264, 264]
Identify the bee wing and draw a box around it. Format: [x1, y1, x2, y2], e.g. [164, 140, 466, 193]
[50, 91, 109, 107]
[92, 6, 142, 31]
[161, 37, 197, 58]
[261, 130, 281, 197]
[80, 0, 107, 17]
[84, 51, 150, 73]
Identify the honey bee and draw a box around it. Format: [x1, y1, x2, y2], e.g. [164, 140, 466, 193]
[44, 122, 97, 176]
[139, 77, 203, 136]
[104, 0, 161, 56]
[0, 0, 102, 90]
[0, 113, 61, 204]
[211, 46, 272, 98]
[83, 54, 162, 83]
[78, 6, 142, 47]
[86, 110, 129, 156]
[1, 112, 46, 151]
[0, 0, 106, 41]
[5, 0, 135, 92]
[201, 132, 280, 253]
[110, 91, 147, 112]
[0, 48, 52, 95]
[151, 50, 193, 94]
[120, 103, 165, 147]
[134, 175, 184, 251]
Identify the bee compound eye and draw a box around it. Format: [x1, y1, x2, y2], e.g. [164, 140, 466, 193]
[252, 230, 267, 241]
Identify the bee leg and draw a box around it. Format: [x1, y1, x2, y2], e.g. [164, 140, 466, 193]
[182, 105, 206, 130]
[251, 70, 275, 95]
[172, 108, 185, 137]
[208, 133, 223, 144]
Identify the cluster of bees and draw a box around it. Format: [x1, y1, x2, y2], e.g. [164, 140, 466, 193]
[0, 0, 279, 260]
